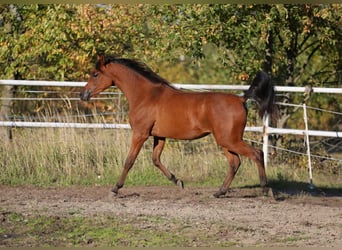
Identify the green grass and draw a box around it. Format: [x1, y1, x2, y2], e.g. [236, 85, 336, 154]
[0, 210, 238, 247]
[0, 127, 341, 190]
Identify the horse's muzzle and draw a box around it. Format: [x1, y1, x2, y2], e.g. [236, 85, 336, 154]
[80, 89, 91, 101]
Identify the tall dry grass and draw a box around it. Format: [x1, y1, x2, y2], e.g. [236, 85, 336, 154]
[1, 125, 341, 189]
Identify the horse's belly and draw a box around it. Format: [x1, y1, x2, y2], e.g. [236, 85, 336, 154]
[151, 118, 211, 140]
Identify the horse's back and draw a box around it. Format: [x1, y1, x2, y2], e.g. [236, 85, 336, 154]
[159, 89, 246, 122]
[151, 89, 246, 140]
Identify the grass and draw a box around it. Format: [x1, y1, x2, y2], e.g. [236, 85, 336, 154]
[0, 210, 239, 247]
[0, 126, 341, 190]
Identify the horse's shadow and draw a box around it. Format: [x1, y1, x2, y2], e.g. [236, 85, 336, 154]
[232, 180, 342, 201]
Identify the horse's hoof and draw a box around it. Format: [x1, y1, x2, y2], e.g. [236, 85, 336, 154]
[213, 189, 227, 198]
[111, 186, 119, 195]
[176, 179, 184, 189]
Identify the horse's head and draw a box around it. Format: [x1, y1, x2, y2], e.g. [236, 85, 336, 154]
[80, 56, 114, 101]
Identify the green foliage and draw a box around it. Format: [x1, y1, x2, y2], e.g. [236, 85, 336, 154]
[1, 4, 340, 83]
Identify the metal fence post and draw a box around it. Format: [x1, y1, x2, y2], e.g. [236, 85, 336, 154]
[303, 103, 314, 189]
[262, 114, 269, 168]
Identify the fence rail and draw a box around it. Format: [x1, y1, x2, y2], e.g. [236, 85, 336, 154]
[0, 121, 340, 138]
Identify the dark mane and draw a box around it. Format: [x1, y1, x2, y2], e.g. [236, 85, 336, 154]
[96, 55, 172, 86]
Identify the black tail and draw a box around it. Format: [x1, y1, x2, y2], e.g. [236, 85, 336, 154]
[244, 71, 278, 120]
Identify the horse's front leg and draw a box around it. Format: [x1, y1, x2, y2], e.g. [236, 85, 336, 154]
[152, 137, 184, 188]
[112, 133, 148, 195]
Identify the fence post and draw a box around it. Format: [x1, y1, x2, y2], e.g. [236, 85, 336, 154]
[303, 103, 314, 189]
[262, 114, 269, 168]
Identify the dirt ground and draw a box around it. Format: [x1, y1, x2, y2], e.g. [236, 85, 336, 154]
[0, 185, 341, 247]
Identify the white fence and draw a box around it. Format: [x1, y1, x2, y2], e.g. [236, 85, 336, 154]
[1, 80, 342, 187]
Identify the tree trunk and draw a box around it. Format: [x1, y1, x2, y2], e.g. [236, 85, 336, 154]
[337, 39, 342, 86]
[263, 29, 273, 76]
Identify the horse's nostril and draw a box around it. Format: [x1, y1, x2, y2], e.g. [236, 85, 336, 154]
[80, 90, 91, 101]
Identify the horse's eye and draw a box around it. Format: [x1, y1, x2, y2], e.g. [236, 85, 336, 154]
[93, 72, 99, 78]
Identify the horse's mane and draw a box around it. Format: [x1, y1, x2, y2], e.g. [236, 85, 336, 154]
[97, 55, 173, 87]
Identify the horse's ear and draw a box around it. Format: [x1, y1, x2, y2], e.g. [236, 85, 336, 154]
[97, 55, 106, 67]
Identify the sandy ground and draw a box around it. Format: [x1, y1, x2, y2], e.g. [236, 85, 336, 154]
[0, 185, 341, 247]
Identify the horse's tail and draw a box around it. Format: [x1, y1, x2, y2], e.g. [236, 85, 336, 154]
[244, 71, 278, 120]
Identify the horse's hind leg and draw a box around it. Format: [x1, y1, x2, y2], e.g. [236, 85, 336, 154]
[152, 137, 184, 188]
[231, 141, 267, 188]
[214, 149, 241, 198]
[213, 137, 267, 198]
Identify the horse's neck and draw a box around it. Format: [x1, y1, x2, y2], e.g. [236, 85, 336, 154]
[111, 65, 154, 108]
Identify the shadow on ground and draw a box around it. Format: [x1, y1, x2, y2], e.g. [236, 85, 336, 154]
[223, 180, 342, 201]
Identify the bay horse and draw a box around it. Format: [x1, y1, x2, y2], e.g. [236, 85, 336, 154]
[80, 55, 277, 198]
